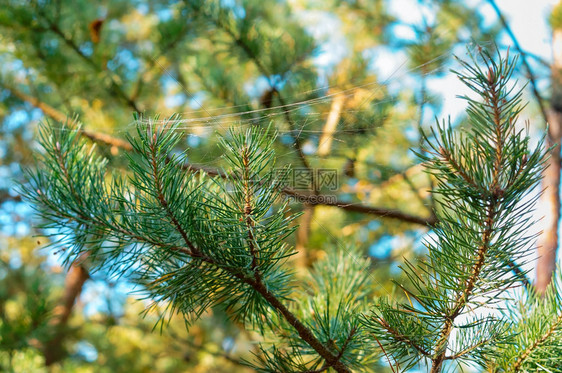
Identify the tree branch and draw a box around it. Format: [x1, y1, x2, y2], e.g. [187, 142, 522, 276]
[536, 16, 562, 294]
[7, 82, 439, 229]
[42, 123, 352, 372]
[11, 84, 534, 291]
[243, 278, 351, 372]
[148, 129, 199, 255]
[430, 61, 508, 373]
[513, 314, 562, 371]
[282, 189, 436, 226]
[43, 257, 89, 365]
[373, 317, 431, 358]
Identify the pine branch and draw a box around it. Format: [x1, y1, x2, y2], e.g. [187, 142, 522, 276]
[364, 47, 548, 372]
[430, 47, 535, 372]
[219, 128, 352, 371]
[512, 314, 562, 371]
[303, 327, 358, 373]
[245, 278, 352, 372]
[431, 88, 508, 366]
[147, 129, 199, 254]
[493, 273, 562, 372]
[444, 337, 494, 361]
[23, 122, 355, 372]
[430, 199, 497, 372]
[240, 142, 261, 278]
[374, 317, 432, 358]
[12, 80, 532, 295]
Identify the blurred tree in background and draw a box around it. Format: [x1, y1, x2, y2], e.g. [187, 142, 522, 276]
[0, 0, 557, 371]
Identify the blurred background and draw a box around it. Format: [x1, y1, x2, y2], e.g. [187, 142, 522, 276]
[0, 0, 558, 371]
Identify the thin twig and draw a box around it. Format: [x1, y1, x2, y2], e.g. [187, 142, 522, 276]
[487, 0, 548, 124]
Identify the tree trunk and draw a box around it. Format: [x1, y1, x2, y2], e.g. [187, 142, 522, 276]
[294, 204, 314, 268]
[536, 26, 562, 294]
[318, 93, 346, 157]
[294, 93, 346, 268]
[43, 262, 90, 365]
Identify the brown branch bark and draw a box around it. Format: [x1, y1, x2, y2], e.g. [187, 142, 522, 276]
[294, 204, 314, 268]
[0, 191, 22, 203]
[536, 109, 562, 294]
[283, 189, 436, 226]
[2, 84, 134, 151]
[6, 85, 69, 123]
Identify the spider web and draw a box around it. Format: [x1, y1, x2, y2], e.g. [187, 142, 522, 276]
[120, 42, 488, 173]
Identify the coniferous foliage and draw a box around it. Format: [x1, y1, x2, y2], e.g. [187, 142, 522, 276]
[491, 275, 562, 372]
[20, 48, 562, 372]
[21, 120, 369, 372]
[362, 49, 552, 372]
